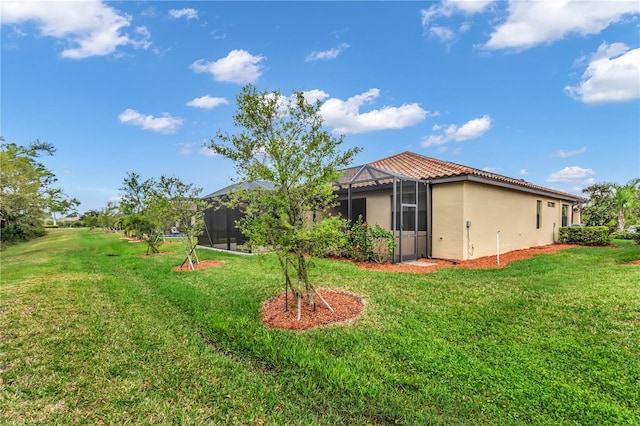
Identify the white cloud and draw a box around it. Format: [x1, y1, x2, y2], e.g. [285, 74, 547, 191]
[421, 115, 492, 147]
[186, 95, 229, 110]
[118, 109, 183, 133]
[190, 49, 265, 84]
[520, 169, 528, 176]
[485, 1, 639, 50]
[169, 8, 198, 20]
[178, 143, 194, 155]
[0, 1, 151, 59]
[547, 166, 595, 183]
[199, 147, 218, 157]
[421, 1, 494, 41]
[302, 89, 330, 105]
[305, 43, 350, 62]
[318, 89, 430, 134]
[565, 43, 640, 104]
[429, 26, 455, 42]
[556, 146, 587, 158]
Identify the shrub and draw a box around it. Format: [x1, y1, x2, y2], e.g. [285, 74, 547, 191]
[559, 226, 610, 246]
[345, 216, 396, 263]
[611, 231, 637, 240]
[308, 215, 349, 258]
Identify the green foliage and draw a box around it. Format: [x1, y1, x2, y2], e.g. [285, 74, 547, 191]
[581, 183, 616, 227]
[307, 215, 349, 257]
[343, 216, 397, 263]
[581, 179, 640, 232]
[611, 231, 638, 240]
[559, 226, 610, 245]
[0, 139, 59, 245]
[117, 173, 209, 260]
[45, 187, 80, 225]
[209, 84, 360, 310]
[80, 209, 100, 229]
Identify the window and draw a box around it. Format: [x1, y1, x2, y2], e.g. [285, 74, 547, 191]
[336, 198, 366, 222]
[536, 200, 542, 229]
[547, 201, 556, 208]
[562, 204, 568, 226]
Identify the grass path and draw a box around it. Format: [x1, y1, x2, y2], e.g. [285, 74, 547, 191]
[1, 229, 639, 424]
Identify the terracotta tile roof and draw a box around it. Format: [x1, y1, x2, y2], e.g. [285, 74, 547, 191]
[339, 151, 581, 201]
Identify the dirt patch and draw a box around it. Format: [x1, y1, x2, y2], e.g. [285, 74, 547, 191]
[624, 260, 640, 265]
[347, 244, 577, 274]
[262, 289, 364, 331]
[172, 259, 225, 272]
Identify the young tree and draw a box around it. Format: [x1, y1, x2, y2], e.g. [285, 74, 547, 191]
[208, 84, 360, 319]
[156, 176, 212, 270]
[119, 172, 163, 253]
[98, 201, 120, 231]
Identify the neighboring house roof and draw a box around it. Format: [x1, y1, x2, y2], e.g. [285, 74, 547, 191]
[338, 151, 582, 202]
[202, 181, 275, 199]
[59, 216, 81, 222]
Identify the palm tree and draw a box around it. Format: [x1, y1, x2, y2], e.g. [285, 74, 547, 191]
[612, 179, 640, 232]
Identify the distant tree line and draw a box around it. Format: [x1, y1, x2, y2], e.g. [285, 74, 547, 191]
[580, 179, 640, 232]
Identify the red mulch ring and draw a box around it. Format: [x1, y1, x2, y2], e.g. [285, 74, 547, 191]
[262, 289, 364, 331]
[346, 244, 577, 274]
[172, 259, 225, 272]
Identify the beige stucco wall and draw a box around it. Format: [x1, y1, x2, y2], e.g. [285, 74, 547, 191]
[432, 181, 576, 260]
[335, 180, 578, 262]
[431, 182, 465, 260]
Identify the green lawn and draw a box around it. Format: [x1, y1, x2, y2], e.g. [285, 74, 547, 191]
[1, 229, 639, 425]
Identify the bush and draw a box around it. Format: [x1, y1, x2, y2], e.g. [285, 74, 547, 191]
[345, 216, 396, 263]
[308, 215, 349, 258]
[611, 231, 637, 240]
[559, 226, 610, 246]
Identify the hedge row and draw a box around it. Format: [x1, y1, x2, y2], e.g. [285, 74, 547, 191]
[558, 226, 610, 246]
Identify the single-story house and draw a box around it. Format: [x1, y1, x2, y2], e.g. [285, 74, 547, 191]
[332, 151, 582, 262]
[198, 151, 582, 262]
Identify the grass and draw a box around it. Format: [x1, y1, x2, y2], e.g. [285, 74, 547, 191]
[1, 228, 639, 425]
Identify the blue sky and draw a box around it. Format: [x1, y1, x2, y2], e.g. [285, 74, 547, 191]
[2, 1, 639, 213]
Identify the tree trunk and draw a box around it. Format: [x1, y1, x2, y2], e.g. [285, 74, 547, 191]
[298, 253, 315, 307]
[618, 208, 625, 233]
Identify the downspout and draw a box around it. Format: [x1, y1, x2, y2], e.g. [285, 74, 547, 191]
[426, 181, 432, 259]
[392, 177, 397, 263]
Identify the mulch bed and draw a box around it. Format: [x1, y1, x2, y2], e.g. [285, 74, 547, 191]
[348, 243, 577, 274]
[262, 289, 364, 331]
[172, 259, 225, 272]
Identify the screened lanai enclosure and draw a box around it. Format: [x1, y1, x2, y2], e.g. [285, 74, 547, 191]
[197, 181, 274, 252]
[333, 164, 430, 263]
[198, 168, 430, 262]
